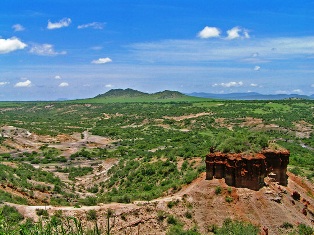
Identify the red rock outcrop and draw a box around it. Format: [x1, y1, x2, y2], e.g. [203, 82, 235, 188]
[206, 149, 289, 190]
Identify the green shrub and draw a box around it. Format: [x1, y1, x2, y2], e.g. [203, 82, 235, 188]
[0, 205, 24, 223]
[290, 167, 303, 176]
[167, 215, 179, 225]
[184, 211, 192, 219]
[297, 223, 314, 235]
[215, 186, 222, 195]
[86, 209, 97, 221]
[36, 209, 49, 217]
[280, 222, 293, 229]
[80, 196, 97, 206]
[157, 210, 166, 221]
[214, 218, 259, 235]
[225, 196, 233, 203]
[167, 224, 201, 235]
[167, 200, 179, 208]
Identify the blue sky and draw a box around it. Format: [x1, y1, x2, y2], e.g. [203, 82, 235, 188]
[0, 0, 314, 100]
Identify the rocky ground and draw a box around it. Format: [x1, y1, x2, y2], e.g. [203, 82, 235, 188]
[1, 125, 314, 234]
[5, 171, 314, 235]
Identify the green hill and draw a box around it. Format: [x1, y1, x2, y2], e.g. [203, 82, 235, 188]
[151, 90, 186, 99]
[78, 88, 207, 103]
[94, 88, 148, 98]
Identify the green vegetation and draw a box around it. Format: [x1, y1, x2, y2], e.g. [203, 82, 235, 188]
[215, 186, 222, 195]
[0, 209, 102, 235]
[0, 96, 313, 234]
[213, 218, 259, 235]
[57, 166, 93, 180]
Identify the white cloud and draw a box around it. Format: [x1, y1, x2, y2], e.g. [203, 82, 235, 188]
[198, 26, 221, 39]
[14, 80, 31, 87]
[275, 90, 288, 94]
[254, 66, 261, 71]
[213, 81, 244, 88]
[129, 36, 314, 64]
[30, 44, 66, 56]
[54, 75, 62, 79]
[91, 57, 112, 64]
[59, 82, 69, 87]
[105, 84, 114, 88]
[0, 37, 27, 54]
[292, 89, 302, 94]
[250, 83, 258, 87]
[91, 46, 103, 50]
[311, 84, 314, 88]
[78, 22, 105, 29]
[276, 89, 303, 94]
[12, 24, 25, 32]
[47, 18, 71, 30]
[0, 82, 9, 86]
[226, 27, 250, 40]
[243, 30, 250, 39]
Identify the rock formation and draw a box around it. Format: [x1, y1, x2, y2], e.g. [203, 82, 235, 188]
[206, 149, 290, 190]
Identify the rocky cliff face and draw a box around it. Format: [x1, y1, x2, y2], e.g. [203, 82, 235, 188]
[206, 149, 289, 190]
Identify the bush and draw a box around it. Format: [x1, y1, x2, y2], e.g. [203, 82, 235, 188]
[225, 196, 233, 203]
[36, 209, 49, 217]
[0, 205, 24, 223]
[215, 186, 222, 195]
[184, 211, 192, 219]
[167, 200, 179, 208]
[167, 224, 201, 235]
[86, 209, 97, 221]
[214, 218, 259, 235]
[167, 215, 179, 225]
[281, 222, 293, 229]
[80, 196, 97, 206]
[290, 167, 303, 176]
[157, 210, 166, 221]
[297, 223, 314, 235]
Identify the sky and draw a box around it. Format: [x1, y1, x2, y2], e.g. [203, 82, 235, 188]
[0, 0, 314, 100]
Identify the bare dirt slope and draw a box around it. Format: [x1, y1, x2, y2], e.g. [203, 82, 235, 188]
[7, 172, 314, 235]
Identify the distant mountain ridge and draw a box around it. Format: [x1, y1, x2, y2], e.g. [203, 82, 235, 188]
[94, 89, 314, 101]
[95, 88, 186, 99]
[188, 92, 314, 100]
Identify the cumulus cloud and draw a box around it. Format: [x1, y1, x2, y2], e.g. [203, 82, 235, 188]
[250, 83, 258, 87]
[0, 37, 27, 54]
[54, 75, 62, 79]
[0, 82, 9, 86]
[12, 24, 25, 32]
[59, 82, 69, 87]
[14, 80, 31, 87]
[30, 44, 66, 56]
[47, 18, 71, 30]
[213, 81, 244, 87]
[91, 57, 112, 64]
[254, 65, 261, 71]
[78, 22, 105, 29]
[105, 84, 114, 88]
[226, 27, 250, 40]
[198, 26, 221, 39]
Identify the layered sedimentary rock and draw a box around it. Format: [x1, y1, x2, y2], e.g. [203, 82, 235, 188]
[206, 149, 289, 190]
